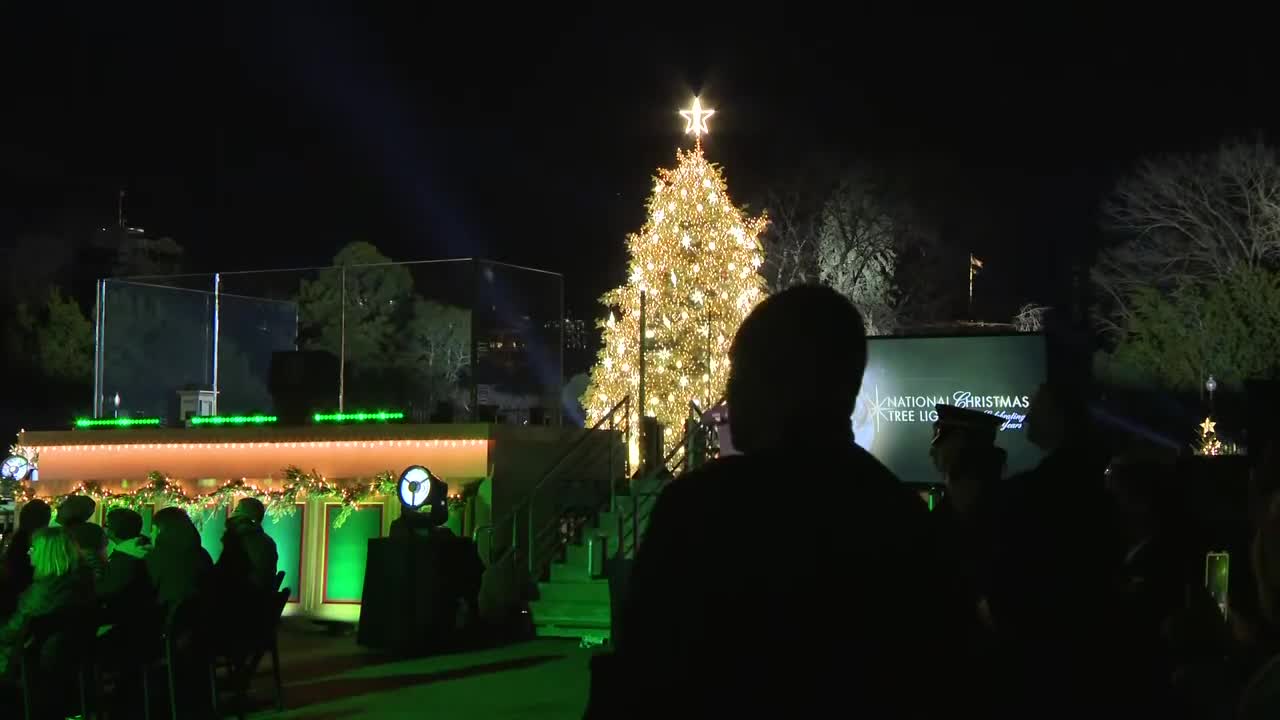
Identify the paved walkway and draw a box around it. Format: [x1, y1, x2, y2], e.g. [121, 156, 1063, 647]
[243, 620, 593, 719]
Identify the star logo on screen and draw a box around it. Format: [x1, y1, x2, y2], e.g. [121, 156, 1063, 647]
[851, 386, 887, 449]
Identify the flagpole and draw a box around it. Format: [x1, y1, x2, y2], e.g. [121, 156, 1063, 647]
[968, 253, 983, 319]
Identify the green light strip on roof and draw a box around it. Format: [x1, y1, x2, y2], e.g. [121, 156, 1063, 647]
[74, 417, 162, 429]
[189, 415, 278, 426]
[312, 411, 406, 423]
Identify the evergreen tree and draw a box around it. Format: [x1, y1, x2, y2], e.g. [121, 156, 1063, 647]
[583, 99, 767, 456]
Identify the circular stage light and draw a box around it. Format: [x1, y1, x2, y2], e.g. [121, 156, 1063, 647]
[397, 465, 437, 510]
[1, 456, 30, 482]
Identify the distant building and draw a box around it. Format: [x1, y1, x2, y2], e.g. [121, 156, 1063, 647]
[545, 314, 593, 377]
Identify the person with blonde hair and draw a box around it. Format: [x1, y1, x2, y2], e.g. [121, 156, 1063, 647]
[0, 527, 93, 677]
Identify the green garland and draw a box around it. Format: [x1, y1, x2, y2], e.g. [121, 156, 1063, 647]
[13, 466, 465, 529]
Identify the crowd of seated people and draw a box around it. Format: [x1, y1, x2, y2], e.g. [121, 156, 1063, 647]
[589, 284, 1280, 720]
[0, 495, 281, 714]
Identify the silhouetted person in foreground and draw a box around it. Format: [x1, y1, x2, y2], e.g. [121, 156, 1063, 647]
[928, 404, 1008, 660]
[975, 381, 1133, 716]
[586, 285, 968, 718]
[1239, 492, 1280, 719]
[0, 500, 51, 614]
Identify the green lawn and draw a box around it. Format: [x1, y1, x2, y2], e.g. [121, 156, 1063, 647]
[244, 620, 592, 719]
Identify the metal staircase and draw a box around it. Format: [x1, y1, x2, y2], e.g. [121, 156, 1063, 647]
[479, 398, 710, 643]
[530, 429, 695, 642]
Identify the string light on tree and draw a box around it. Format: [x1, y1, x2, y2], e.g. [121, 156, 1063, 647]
[583, 97, 767, 460]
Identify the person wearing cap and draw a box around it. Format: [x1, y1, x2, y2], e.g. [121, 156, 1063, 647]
[217, 497, 279, 596]
[930, 404, 1007, 516]
[98, 508, 153, 624]
[55, 495, 107, 583]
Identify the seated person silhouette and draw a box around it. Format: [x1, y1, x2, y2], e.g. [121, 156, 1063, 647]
[586, 285, 969, 718]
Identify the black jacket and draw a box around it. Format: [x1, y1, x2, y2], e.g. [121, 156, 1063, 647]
[588, 444, 970, 718]
[217, 518, 279, 594]
[0, 529, 37, 614]
[146, 532, 212, 613]
[0, 569, 94, 678]
[99, 537, 154, 622]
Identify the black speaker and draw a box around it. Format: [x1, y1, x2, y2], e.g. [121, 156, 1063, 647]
[268, 351, 339, 425]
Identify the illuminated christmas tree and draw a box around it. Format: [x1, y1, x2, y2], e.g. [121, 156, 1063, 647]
[1193, 416, 1242, 456]
[1196, 416, 1223, 456]
[582, 98, 768, 459]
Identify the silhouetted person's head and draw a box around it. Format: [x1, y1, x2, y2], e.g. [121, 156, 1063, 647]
[1026, 381, 1090, 453]
[105, 508, 144, 544]
[17, 499, 51, 533]
[728, 285, 866, 454]
[152, 506, 199, 547]
[56, 495, 96, 527]
[232, 497, 266, 526]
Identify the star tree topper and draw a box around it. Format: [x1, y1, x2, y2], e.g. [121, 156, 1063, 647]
[679, 97, 715, 138]
[1200, 417, 1217, 436]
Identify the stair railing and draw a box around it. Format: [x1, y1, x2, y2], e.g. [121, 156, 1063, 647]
[614, 397, 724, 561]
[482, 396, 631, 576]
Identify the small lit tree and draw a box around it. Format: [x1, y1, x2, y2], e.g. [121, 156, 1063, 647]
[583, 99, 767, 455]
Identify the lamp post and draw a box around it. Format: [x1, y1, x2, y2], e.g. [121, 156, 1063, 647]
[1206, 375, 1218, 410]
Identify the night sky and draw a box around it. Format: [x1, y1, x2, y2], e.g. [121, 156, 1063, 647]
[5, 4, 1278, 320]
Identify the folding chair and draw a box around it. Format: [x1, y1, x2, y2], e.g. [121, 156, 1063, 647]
[214, 586, 290, 717]
[141, 595, 218, 720]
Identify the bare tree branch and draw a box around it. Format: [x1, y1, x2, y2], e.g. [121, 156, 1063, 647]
[1095, 140, 1280, 337]
[760, 187, 820, 293]
[1013, 303, 1050, 333]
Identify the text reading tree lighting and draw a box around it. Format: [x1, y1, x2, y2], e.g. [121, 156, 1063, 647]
[583, 97, 767, 459]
